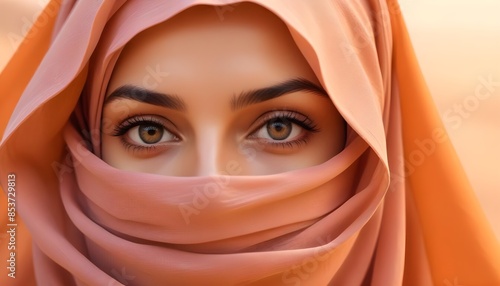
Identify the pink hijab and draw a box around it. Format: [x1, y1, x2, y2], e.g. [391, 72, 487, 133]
[1, 0, 499, 285]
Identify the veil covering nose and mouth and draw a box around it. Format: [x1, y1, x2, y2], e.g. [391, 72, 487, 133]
[1, 0, 500, 285]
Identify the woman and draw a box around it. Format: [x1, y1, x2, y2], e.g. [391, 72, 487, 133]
[1, 0, 499, 285]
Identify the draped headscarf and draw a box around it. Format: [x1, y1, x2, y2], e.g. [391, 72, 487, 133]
[1, 0, 499, 285]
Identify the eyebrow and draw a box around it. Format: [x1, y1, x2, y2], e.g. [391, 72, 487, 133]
[103, 78, 328, 112]
[104, 85, 187, 111]
[230, 78, 328, 111]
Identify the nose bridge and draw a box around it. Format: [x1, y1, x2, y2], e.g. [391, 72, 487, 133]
[194, 124, 226, 176]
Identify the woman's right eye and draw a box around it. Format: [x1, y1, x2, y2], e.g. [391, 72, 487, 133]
[111, 115, 180, 151]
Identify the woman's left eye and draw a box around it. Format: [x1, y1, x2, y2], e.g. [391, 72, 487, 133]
[253, 117, 301, 142]
[249, 112, 319, 147]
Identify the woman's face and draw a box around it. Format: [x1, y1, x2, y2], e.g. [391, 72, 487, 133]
[101, 4, 345, 176]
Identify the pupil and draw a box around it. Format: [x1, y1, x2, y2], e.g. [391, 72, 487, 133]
[139, 125, 163, 144]
[274, 124, 284, 132]
[267, 118, 292, 140]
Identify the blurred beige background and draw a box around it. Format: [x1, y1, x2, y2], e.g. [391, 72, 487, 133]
[401, 0, 500, 239]
[1, 0, 499, 238]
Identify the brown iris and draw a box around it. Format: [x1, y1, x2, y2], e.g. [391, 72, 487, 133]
[138, 125, 163, 144]
[266, 118, 292, 140]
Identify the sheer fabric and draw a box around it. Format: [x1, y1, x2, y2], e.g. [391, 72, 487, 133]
[1, 0, 499, 285]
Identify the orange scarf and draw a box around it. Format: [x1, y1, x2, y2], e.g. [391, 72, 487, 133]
[1, 0, 499, 285]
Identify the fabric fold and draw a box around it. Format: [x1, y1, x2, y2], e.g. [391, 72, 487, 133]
[1, 0, 499, 285]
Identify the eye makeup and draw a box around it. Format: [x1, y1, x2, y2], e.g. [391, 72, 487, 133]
[110, 114, 180, 154]
[108, 109, 320, 155]
[246, 110, 320, 151]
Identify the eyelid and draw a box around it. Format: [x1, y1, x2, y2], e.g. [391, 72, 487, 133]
[110, 114, 181, 155]
[247, 110, 319, 137]
[111, 114, 179, 138]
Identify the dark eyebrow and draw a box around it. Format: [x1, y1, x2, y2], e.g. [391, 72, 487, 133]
[104, 85, 187, 111]
[230, 78, 329, 111]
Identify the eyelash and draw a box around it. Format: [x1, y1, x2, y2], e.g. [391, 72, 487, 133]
[110, 111, 319, 153]
[111, 115, 176, 153]
[248, 111, 319, 149]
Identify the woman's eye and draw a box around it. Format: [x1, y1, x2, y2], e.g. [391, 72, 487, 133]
[127, 123, 177, 145]
[254, 117, 302, 141]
